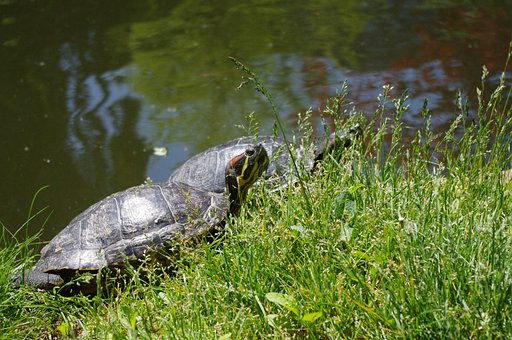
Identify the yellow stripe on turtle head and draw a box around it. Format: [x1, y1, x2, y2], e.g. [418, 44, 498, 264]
[237, 145, 268, 189]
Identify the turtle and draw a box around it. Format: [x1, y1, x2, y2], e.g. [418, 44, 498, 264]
[15, 144, 269, 293]
[169, 124, 361, 192]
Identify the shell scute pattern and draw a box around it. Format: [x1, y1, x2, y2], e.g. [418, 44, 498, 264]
[37, 183, 228, 274]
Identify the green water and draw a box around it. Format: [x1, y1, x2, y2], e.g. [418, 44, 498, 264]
[0, 0, 511, 241]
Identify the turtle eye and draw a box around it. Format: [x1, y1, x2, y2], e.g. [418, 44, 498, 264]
[245, 148, 255, 156]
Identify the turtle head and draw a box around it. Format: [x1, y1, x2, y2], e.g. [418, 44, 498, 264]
[225, 144, 269, 214]
[313, 124, 362, 165]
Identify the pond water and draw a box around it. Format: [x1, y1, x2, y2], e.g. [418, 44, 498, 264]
[1, 0, 511, 241]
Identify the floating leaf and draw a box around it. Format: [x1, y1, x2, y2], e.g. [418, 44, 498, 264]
[266, 292, 299, 316]
[152, 146, 168, 156]
[302, 311, 323, 322]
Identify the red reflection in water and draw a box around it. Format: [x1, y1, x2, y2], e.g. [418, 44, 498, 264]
[287, 4, 511, 144]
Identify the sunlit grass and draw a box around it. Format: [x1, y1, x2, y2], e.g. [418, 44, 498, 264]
[1, 60, 511, 338]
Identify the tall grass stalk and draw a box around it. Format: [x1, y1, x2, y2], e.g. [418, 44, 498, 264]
[229, 56, 313, 212]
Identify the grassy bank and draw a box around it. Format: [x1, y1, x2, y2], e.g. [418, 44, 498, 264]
[2, 66, 512, 338]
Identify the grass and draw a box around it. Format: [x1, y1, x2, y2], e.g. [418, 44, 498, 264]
[2, 62, 512, 338]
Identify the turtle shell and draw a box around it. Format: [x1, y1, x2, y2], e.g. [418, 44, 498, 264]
[35, 182, 228, 274]
[169, 136, 290, 193]
[169, 127, 360, 193]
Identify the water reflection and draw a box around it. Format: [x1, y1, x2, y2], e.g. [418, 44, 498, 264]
[61, 42, 145, 192]
[345, 59, 467, 133]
